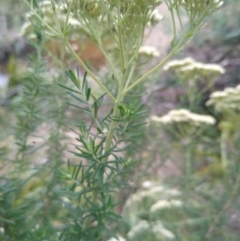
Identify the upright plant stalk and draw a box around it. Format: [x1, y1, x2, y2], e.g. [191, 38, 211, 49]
[205, 169, 240, 238]
[185, 141, 194, 176]
[220, 129, 228, 172]
[20, 0, 224, 239]
[64, 39, 116, 102]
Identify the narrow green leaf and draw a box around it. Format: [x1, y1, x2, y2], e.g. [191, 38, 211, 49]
[93, 101, 98, 118]
[67, 159, 71, 173]
[66, 102, 86, 111]
[94, 136, 106, 154]
[135, 103, 144, 112]
[96, 127, 103, 134]
[171, 38, 176, 48]
[57, 83, 81, 94]
[76, 140, 89, 152]
[82, 72, 88, 90]
[129, 122, 147, 127]
[76, 66, 80, 81]
[67, 92, 87, 104]
[89, 137, 95, 153]
[75, 146, 87, 154]
[97, 93, 106, 105]
[82, 163, 98, 181]
[67, 103, 94, 119]
[69, 182, 77, 192]
[105, 165, 119, 172]
[73, 163, 82, 180]
[84, 80, 89, 98]
[125, 159, 138, 167]
[0, 217, 15, 224]
[50, 0, 56, 13]
[66, 69, 80, 89]
[69, 151, 92, 159]
[107, 159, 125, 164]
[86, 88, 91, 101]
[82, 109, 94, 119]
[98, 147, 115, 159]
[98, 166, 105, 191]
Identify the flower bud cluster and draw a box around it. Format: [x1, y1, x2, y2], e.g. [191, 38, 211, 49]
[108, 0, 162, 12]
[21, 0, 87, 40]
[163, 57, 225, 78]
[66, 0, 163, 24]
[179, 0, 224, 19]
[206, 85, 240, 111]
[106, 0, 163, 35]
[151, 109, 216, 126]
[66, 0, 103, 18]
[22, 0, 163, 44]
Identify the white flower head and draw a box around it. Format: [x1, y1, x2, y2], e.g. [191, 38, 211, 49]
[142, 180, 153, 189]
[147, 186, 165, 194]
[108, 236, 126, 241]
[206, 84, 240, 111]
[20, 22, 32, 36]
[163, 57, 195, 71]
[179, 62, 225, 77]
[164, 58, 225, 79]
[128, 220, 175, 240]
[152, 221, 175, 239]
[127, 220, 150, 239]
[236, 85, 240, 91]
[68, 17, 82, 27]
[166, 188, 181, 196]
[40, 0, 53, 10]
[215, 0, 224, 9]
[148, 9, 163, 26]
[139, 45, 160, 58]
[151, 109, 216, 126]
[150, 199, 182, 212]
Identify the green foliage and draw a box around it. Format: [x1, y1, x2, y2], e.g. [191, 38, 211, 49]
[1, 1, 237, 241]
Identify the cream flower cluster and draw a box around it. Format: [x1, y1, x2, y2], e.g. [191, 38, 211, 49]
[138, 45, 160, 58]
[206, 85, 240, 111]
[163, 58, 225, 78]
[123, 184, 183, 240]
[124, 184, 181, 209]
[148, 9, 163, 26]
[127, 220, 175, 240]
[163, 57, 195, 71]
[180, 63, 225, 77]
[150, 199, 182, 212]
[151, 109, 216, 126]
[107, 236, 126, 241]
